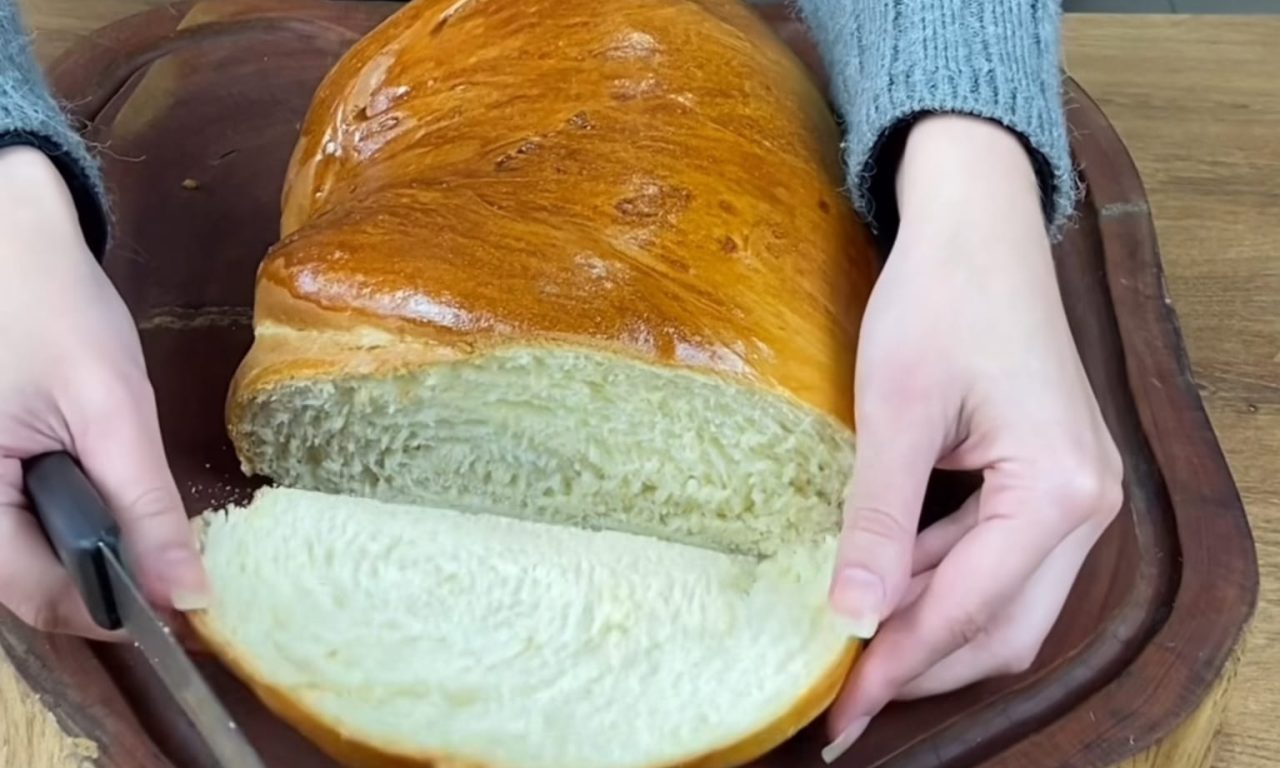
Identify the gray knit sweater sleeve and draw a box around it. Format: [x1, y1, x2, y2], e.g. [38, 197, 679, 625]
[794, 0, 1075, 243]
[0, 0, 108, 257]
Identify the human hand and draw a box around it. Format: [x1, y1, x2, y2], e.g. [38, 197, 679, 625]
[822, 116, 1124, 761]
[0, 145, 209, 640]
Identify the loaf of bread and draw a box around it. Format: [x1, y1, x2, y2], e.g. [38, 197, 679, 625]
[196, 0, 882, 765]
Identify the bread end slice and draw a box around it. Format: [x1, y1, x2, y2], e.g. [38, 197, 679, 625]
[187, 487, 856, 768]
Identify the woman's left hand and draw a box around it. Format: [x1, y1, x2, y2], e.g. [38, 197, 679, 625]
[821, 115, 1124, 762]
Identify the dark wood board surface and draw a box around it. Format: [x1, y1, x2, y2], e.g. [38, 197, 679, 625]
[0, 1, 1258, 767]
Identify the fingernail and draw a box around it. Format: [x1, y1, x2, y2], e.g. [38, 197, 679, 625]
[171, 588, 209, 612]
[831, 567, 883, 639]
[834, 613, 878, 640]
[822, 716, 870, 764]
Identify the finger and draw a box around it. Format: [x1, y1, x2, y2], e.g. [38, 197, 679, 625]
[823, 482, 1093, 760]
[0, 460, 124, 641]
[896, 517, 1105, 699]
[67, 372, 209, 611]
[831, 417, 941, 639]
[900, 568, 933, 611]
[911, 491, 980, 576]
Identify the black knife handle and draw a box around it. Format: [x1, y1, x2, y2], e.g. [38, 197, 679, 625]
[22, 452, 123, 631]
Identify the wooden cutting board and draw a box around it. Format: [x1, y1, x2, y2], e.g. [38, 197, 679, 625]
[0, 1, 1259, 766]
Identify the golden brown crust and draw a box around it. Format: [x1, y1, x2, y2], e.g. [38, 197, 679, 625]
[189, 610, 857, 768]
[675, 644, 858, 768]
[229, 0, 879, 433]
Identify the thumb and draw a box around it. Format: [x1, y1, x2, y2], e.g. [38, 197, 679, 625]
[70, 378, 209, 612]
[831, 420, 938, 639]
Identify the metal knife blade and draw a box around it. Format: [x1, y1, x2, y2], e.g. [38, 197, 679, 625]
[22, 451, 264, 768]
[100, 542, 266, 768]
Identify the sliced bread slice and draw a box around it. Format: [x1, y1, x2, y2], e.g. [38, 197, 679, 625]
[189, 486, 856, 768]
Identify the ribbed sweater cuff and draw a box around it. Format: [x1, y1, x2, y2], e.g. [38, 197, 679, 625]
[793, 0, 1077, 244]
[1, 0, 110, 260]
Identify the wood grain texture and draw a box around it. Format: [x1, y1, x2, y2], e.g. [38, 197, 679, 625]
[15, 0, 172, 62]
[1111, 646, 1244, 768]
[1062, 16, 1280, 768]
[0, 648, 100, 768]
[0, 4, 1273, 768]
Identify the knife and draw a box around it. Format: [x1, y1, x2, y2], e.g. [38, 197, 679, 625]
[22, 451, 266, 768]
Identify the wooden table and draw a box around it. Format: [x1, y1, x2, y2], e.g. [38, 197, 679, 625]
[2, 3, 1277, 767]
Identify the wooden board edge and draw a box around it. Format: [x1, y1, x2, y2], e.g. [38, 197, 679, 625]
[0, 615, 172, 767]
[1074, 70, 1261, 715]
[45, 2, 381, 127]
[973, 80, 1261, 768]
[1114, 639, 1247, 768]
[0, 645, 102, 767]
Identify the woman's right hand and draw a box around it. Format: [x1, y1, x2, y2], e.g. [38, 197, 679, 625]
[0, 145, 209, 640]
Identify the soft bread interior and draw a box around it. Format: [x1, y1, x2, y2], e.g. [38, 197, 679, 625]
[192, 486, 856, 768]
[231, 345, 856, 558]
